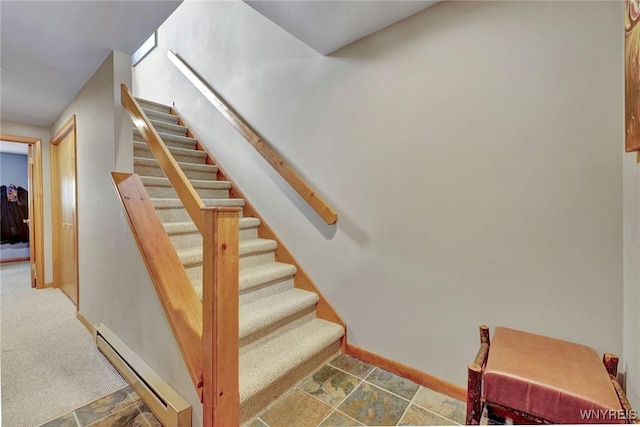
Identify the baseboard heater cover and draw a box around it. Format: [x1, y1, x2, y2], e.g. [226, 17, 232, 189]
[95, 324, 192, 427]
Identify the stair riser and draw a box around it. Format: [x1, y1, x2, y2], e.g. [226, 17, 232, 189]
[134, 163, 217, 181]
[240, 307, 316, 352]
[169, 226, 259, 249]
[155, 207, 244, 223]
[143, 110, 180, 124]
[190, 273, 295, 303]
[153, 123, 187, 137]
[137, 100, 171, 114]
[240, 277, 295, 305]
[155, 208, 194, 223]
[182, 250, 275, 273]
[134, 146, 207, 164]
[145, 186, 229, 200]
[240, 341, 341, 422]
[134, 133, 195, 151]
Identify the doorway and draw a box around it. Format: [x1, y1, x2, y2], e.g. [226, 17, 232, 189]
[50, 115, 78, 306]
[0, 134, 44, 288]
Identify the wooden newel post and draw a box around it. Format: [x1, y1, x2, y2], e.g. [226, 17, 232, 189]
[202, 207, 241, 427]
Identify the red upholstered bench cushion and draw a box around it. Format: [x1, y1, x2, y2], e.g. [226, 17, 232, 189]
[484, 327, 623, 424]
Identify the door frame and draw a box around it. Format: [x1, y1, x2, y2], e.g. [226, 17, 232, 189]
[50, 115, 79, 307]
[0, 133, 45, 288]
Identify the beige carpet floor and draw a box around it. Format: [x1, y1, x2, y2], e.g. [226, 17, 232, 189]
[0, 262, 127, 427]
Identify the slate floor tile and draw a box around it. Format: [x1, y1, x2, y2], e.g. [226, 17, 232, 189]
[85, 401, 141, 427]
[337, 382, 409, 426]
[399, 404, 456, 426]
[75, 386, 139, 426]
[413, 387, 466, 424]
[261, 389, 333, 427]
[365, 368, 420, 400]
[328, 355, 375, 379]
[300, 365, 361, 407]
[39, 412, 79, 427]
[319, 410, 364, 426]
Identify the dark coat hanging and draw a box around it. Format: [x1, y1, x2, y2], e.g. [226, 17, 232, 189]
[0, 185, 29, 244]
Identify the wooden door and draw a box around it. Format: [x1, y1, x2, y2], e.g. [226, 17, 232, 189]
[51, 116, 78, 305]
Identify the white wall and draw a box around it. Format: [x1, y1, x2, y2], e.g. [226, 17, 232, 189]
[134, 0, 625, 390]
[624, 151, 640, 408]
[0, 120, 53, 283]
[51, 51, 202, 424]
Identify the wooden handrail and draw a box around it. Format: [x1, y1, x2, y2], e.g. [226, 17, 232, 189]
[111, 172, 204, 395]
[167, 51, 338, 225]
[120, 84, 206, 234]
[202, 207, 241, 427]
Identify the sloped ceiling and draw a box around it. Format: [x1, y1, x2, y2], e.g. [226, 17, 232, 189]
[0, 0, 182, 127]
[244, 0, 440, 55]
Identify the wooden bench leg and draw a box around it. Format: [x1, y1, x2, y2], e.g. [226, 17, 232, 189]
[467, 325, 490, 425]
[467, 363, 482, 425]
[603, 353, 619, 378]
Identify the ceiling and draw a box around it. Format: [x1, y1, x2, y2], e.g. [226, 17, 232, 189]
[0, 0, 438, 128]
[0, 0, 182, 127]
[244, 0, 439, 55]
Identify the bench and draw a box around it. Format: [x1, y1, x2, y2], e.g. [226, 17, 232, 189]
[466, 325, 638, 424]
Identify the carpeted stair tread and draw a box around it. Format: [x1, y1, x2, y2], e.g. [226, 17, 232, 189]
[141, 108, 179, 124]
[135, 98, 172, 114]
[239, 289, 319, 340]
[177, 238, 277, 266]
[140, 176, 231, 190]
[132, 96, 345, 419]
[133, 157, 218, 174]
[148, 120, 188, 136]
[134, 129, 197, 150]
[239, 318, 344, 403]
[151, 197, 245, 209]
[239, 262, 297, 292]
[134, 141, 207, 160]
[164, 217, 259, 235]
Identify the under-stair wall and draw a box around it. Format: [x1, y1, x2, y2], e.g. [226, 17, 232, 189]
[134, 0, 626, 397]
[51, 51, 203, 425]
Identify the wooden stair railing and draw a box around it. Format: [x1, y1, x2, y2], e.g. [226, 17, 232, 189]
[119, 85, 242, 424]
[111, 172, 204, 394]
[121, 84, 206, 234]
[167, 50, 338, 226]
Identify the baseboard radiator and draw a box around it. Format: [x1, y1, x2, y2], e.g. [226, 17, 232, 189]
[95, 324, 192, 427]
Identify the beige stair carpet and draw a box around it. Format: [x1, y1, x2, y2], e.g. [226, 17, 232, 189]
[133, 97, 344, 421]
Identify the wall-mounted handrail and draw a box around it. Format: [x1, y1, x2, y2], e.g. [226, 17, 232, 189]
[202, 207, 241, 427]
[121, 84, 206, 234]
[167, 51, 338, 225]
[111, 172, 204, 395]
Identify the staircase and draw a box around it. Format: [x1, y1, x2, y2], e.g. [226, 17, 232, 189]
[132, 97, 345, 420]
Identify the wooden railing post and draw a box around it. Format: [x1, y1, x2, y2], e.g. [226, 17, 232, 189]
[202, 207, 241, 427]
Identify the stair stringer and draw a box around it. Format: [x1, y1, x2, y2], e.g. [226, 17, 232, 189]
[171, 105, 347, 352]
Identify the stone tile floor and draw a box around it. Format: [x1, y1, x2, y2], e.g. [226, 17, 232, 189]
[249, 354, 466, 427]
[40, 354, 468, 427]
[38, 386, 161, 427]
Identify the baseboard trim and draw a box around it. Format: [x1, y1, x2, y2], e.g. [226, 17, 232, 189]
[346, 343, 466, 401]
[0, 256, 30, 264]
[44, 282, 53, 288]
[76, 311, 95, 335]
[95, 324, 192, 427]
